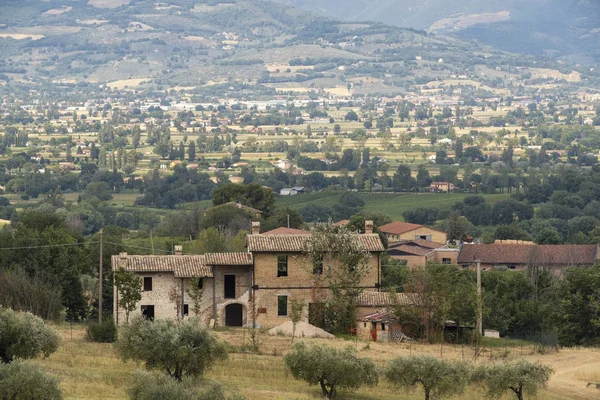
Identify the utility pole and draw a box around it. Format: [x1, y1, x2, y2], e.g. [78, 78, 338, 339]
[476, 259, 482, 336]
[287, 214, 290, 228]
[99, 229, 103, 323]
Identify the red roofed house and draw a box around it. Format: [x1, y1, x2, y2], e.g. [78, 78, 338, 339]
[379, 221, 447, 244]
[457, 244, 599, 273]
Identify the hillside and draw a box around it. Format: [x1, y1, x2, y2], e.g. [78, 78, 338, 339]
[0, 0, 596, 101]
[274, 0, 600, 64]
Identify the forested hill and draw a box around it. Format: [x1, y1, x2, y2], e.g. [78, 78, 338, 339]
[274, 0, 600, 64]
[0, 0, 595, 99]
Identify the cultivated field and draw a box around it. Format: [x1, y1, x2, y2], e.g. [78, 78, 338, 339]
[35, 324, 600, 400]
[277, 192, 510, 221]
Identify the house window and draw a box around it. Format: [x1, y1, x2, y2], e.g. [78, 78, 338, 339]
[277, 296, 288, 316]
[277, 255, 288, 277]
[197, 278, 203, 289]
[508, 265, 516, 270]
[143, 277, 152, 291]
[183, 304, 189, 316]
[442, 258, 451, 264]
[141, 305, 154, 320]
[381, 323, 386, 331]
[418, 235, 431, 241]
[363, 322, 367, 328]
[313, 255, 323, 275]
[224, 275, 236, 299]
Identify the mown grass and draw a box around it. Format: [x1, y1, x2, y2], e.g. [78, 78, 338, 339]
[277, 192, 510, 221]
[31, 324, 591, 400]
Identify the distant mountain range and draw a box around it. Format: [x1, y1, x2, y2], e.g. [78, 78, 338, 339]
[273, 0, 600, 64]
[0, 0, 595, 99]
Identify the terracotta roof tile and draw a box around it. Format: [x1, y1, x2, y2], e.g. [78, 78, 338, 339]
[261, 227, 311, 235]
[357, 291, 417, 307]
[205, 252, 253, 265]
[111, 255, 212, 278]
[246, 234, 385, 253]
[457, 244, 598, 266]
[379, 221, 424, 235]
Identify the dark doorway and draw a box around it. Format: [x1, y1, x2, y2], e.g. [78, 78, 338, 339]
[224, 275, 236, 298]
[141, 305, 155, 321]
[225, 303, 243, 326]
[308, 302, 326, 329]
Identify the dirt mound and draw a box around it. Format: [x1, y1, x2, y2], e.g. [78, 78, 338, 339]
[267, 321, 334, 339]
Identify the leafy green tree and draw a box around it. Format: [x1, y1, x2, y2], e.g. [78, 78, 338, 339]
[385, 356, 470, 400]
[344, 110, 358, 121]
[554, 264, 600, 346]
[473, 360, 552, 400]
[212, 183, 275, 216]
[494, 225, 532, 242]
[262, 207, 304, 231]
[0, 360, 62, 400]
[113, 267, 143, 324]
[118, 317, 228, 381]
[186, 277, 204, 317]
[0, 308, 60, 363]
[285, 343, 378, 399]
[393, 165, 415, 190]
[444, 212, 469, 243]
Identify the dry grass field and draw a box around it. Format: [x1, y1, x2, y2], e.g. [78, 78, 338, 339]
[34, 324, 600, 400]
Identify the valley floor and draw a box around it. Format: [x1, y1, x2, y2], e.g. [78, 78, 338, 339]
[35, 324, 600, 400]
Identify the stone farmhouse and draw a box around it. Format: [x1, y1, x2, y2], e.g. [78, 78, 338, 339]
[112, 221, 385, 328]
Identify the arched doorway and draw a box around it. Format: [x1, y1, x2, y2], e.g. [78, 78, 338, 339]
[225, 303, 243, 327]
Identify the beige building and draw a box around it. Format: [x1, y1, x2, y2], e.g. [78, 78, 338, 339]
[387, 239, 458, 269]
[112, 222, 385, 328]
[379, 221, 447, 244]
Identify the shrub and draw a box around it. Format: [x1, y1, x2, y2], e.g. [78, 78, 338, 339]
[0, 307, 61, 363]
[473, 360, 553, 400]
[117, 317, 228, 381]
[385, 356, 471, 400]
[284, 342, 378, 399]
[0, 360, 62, 400]
[128, 371, 244, 400]
[86, 318, 117, 343]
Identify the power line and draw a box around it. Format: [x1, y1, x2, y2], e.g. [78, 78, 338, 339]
[104, 241, 172, 254]
[0, 242, 97, 251]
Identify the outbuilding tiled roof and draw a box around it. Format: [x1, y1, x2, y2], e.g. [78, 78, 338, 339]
[357, 291, 417, 307]
[457, 244, 599, 266]
[111, 255, 212, 278]
[261, 227, 311, 235]
[389, 244, 432, 256]
[379, 221, 424, 235]
[246, 234, 385, 253]
[205, 252, 253, 265]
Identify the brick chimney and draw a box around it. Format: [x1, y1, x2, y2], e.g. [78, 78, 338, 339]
[251, 221, 260, 235]
[174, 245, 183, 255]
[365, 220, 374, 234]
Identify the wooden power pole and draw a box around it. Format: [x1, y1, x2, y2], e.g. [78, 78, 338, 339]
[99, 229, 103, 323]
[476, 259, 482, 336]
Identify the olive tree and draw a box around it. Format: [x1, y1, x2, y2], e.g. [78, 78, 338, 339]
[385, 356, 471, 400]
[117, 317, 228, 381]
[473, 360, 553, 400]
[0, 307, 60, 363]
[128, 371, 243, 400]
[0, 360, 62, 400]
[284, 342, 378, 399]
